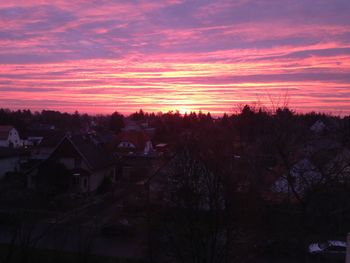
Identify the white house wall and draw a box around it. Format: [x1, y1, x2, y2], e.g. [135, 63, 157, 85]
[0, 128, 21, 148]
[8, 128, 21, 148]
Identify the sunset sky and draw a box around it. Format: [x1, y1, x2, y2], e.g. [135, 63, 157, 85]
[0, 0, 350, 115]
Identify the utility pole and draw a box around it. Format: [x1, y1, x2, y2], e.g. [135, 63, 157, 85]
[346, 233, 350, 263]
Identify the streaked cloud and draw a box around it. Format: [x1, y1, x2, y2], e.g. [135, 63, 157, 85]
[0, 0, 349, 114]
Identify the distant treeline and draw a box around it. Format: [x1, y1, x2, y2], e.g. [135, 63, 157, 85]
[0, 107, 350, 145]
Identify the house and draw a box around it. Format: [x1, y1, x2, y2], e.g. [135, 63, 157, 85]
[0, 147, 23, 179]
[22, 123, 56, 147]
[19, 131, 65, 175]
[116, 130, 155, 155]
[122, 118, 156, 136]
[92, 130, 117, 150]
[29, 130, 66, 160]
[271, 158, 323, 197]
[310, 120, 326, 134]
[28, 134, 118, 193]
[114, 130, 163, 182]
[0, 126, 21, 148]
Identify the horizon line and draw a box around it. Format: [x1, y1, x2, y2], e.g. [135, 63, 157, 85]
[1, 106, 348, 117]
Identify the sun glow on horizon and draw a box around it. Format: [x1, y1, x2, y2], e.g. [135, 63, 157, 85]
[177, 107, 192, 115]
[0, 1, 349, 115]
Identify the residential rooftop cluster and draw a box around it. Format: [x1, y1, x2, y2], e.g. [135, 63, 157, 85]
[0, 107, 350, 262]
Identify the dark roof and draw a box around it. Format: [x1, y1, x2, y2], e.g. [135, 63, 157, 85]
[0, 125, 14, 140]
[65, 135, 117, 171]
[23, 130, 66, 148]
[39, 131, 66, 148]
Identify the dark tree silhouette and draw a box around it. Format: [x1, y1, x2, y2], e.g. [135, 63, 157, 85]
[109, 111, 124, 132]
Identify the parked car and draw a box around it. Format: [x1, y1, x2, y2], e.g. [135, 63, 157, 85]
[308, 240, 346, 261]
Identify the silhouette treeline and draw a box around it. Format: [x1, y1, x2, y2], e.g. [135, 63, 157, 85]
[1, 107, 350, 146]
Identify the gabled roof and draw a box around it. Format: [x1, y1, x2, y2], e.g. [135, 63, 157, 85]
[53, 134, 117, 171]
[0, 125, 14, 140]
[39, 131, 66, 148]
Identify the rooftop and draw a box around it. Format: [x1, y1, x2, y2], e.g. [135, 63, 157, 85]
[53, 134, 117, 171]
[0, 125, 15, 140]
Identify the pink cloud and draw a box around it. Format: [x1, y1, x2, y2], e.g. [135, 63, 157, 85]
[0, 0, 349, 115]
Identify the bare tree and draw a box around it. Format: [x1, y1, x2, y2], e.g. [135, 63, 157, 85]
[153, 131, 240, 263]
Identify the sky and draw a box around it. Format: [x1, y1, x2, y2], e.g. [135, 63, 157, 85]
[0, 0, 350, 115]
